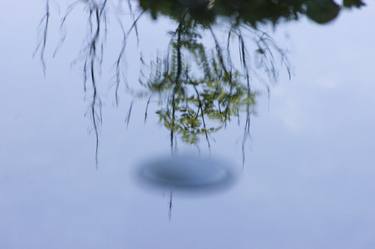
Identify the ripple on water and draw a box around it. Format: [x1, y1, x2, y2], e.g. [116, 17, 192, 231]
[134, 154, 240, 195]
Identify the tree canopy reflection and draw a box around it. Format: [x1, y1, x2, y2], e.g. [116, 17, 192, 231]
[37, 0, 365, 163]
[141, 13, 290, 161]
[140, 0, 365, 25]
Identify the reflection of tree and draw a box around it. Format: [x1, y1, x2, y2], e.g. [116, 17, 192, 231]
[34, 0, 50, 75]
[141, 13, 290, 162]
[140, 0, 365, 25]
[147, 19, 253, 149]
[36, 0, 365, 164]
[35, 0, 112, 166]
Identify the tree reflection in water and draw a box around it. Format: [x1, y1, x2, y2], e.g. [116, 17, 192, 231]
[142, 14, 290, 165]
[35, 0, 365, 164]
[35, 0, 365, 219]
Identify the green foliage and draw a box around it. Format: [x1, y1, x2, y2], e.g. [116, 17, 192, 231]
[145, 18, 256, 146]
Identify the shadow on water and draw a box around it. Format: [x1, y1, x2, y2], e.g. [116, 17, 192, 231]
[134, 153, 240, 219]
[134, 154, 239, 194]
[35, 0, 365, 214]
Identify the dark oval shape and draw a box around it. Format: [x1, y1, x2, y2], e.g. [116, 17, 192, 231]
[134, 154, 240, 195]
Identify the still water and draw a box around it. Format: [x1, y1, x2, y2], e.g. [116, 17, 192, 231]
[1, 0, 375, 248]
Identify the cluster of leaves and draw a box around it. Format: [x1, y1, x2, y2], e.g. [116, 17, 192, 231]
[143, 18, 256, 148]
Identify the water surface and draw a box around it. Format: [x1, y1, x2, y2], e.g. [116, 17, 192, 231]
[0, 1, 374, 248]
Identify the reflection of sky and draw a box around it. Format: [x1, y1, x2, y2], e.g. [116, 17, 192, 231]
[0, 1, 375, 248]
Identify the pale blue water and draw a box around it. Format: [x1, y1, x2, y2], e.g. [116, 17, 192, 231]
[1, 1, 375, 249]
